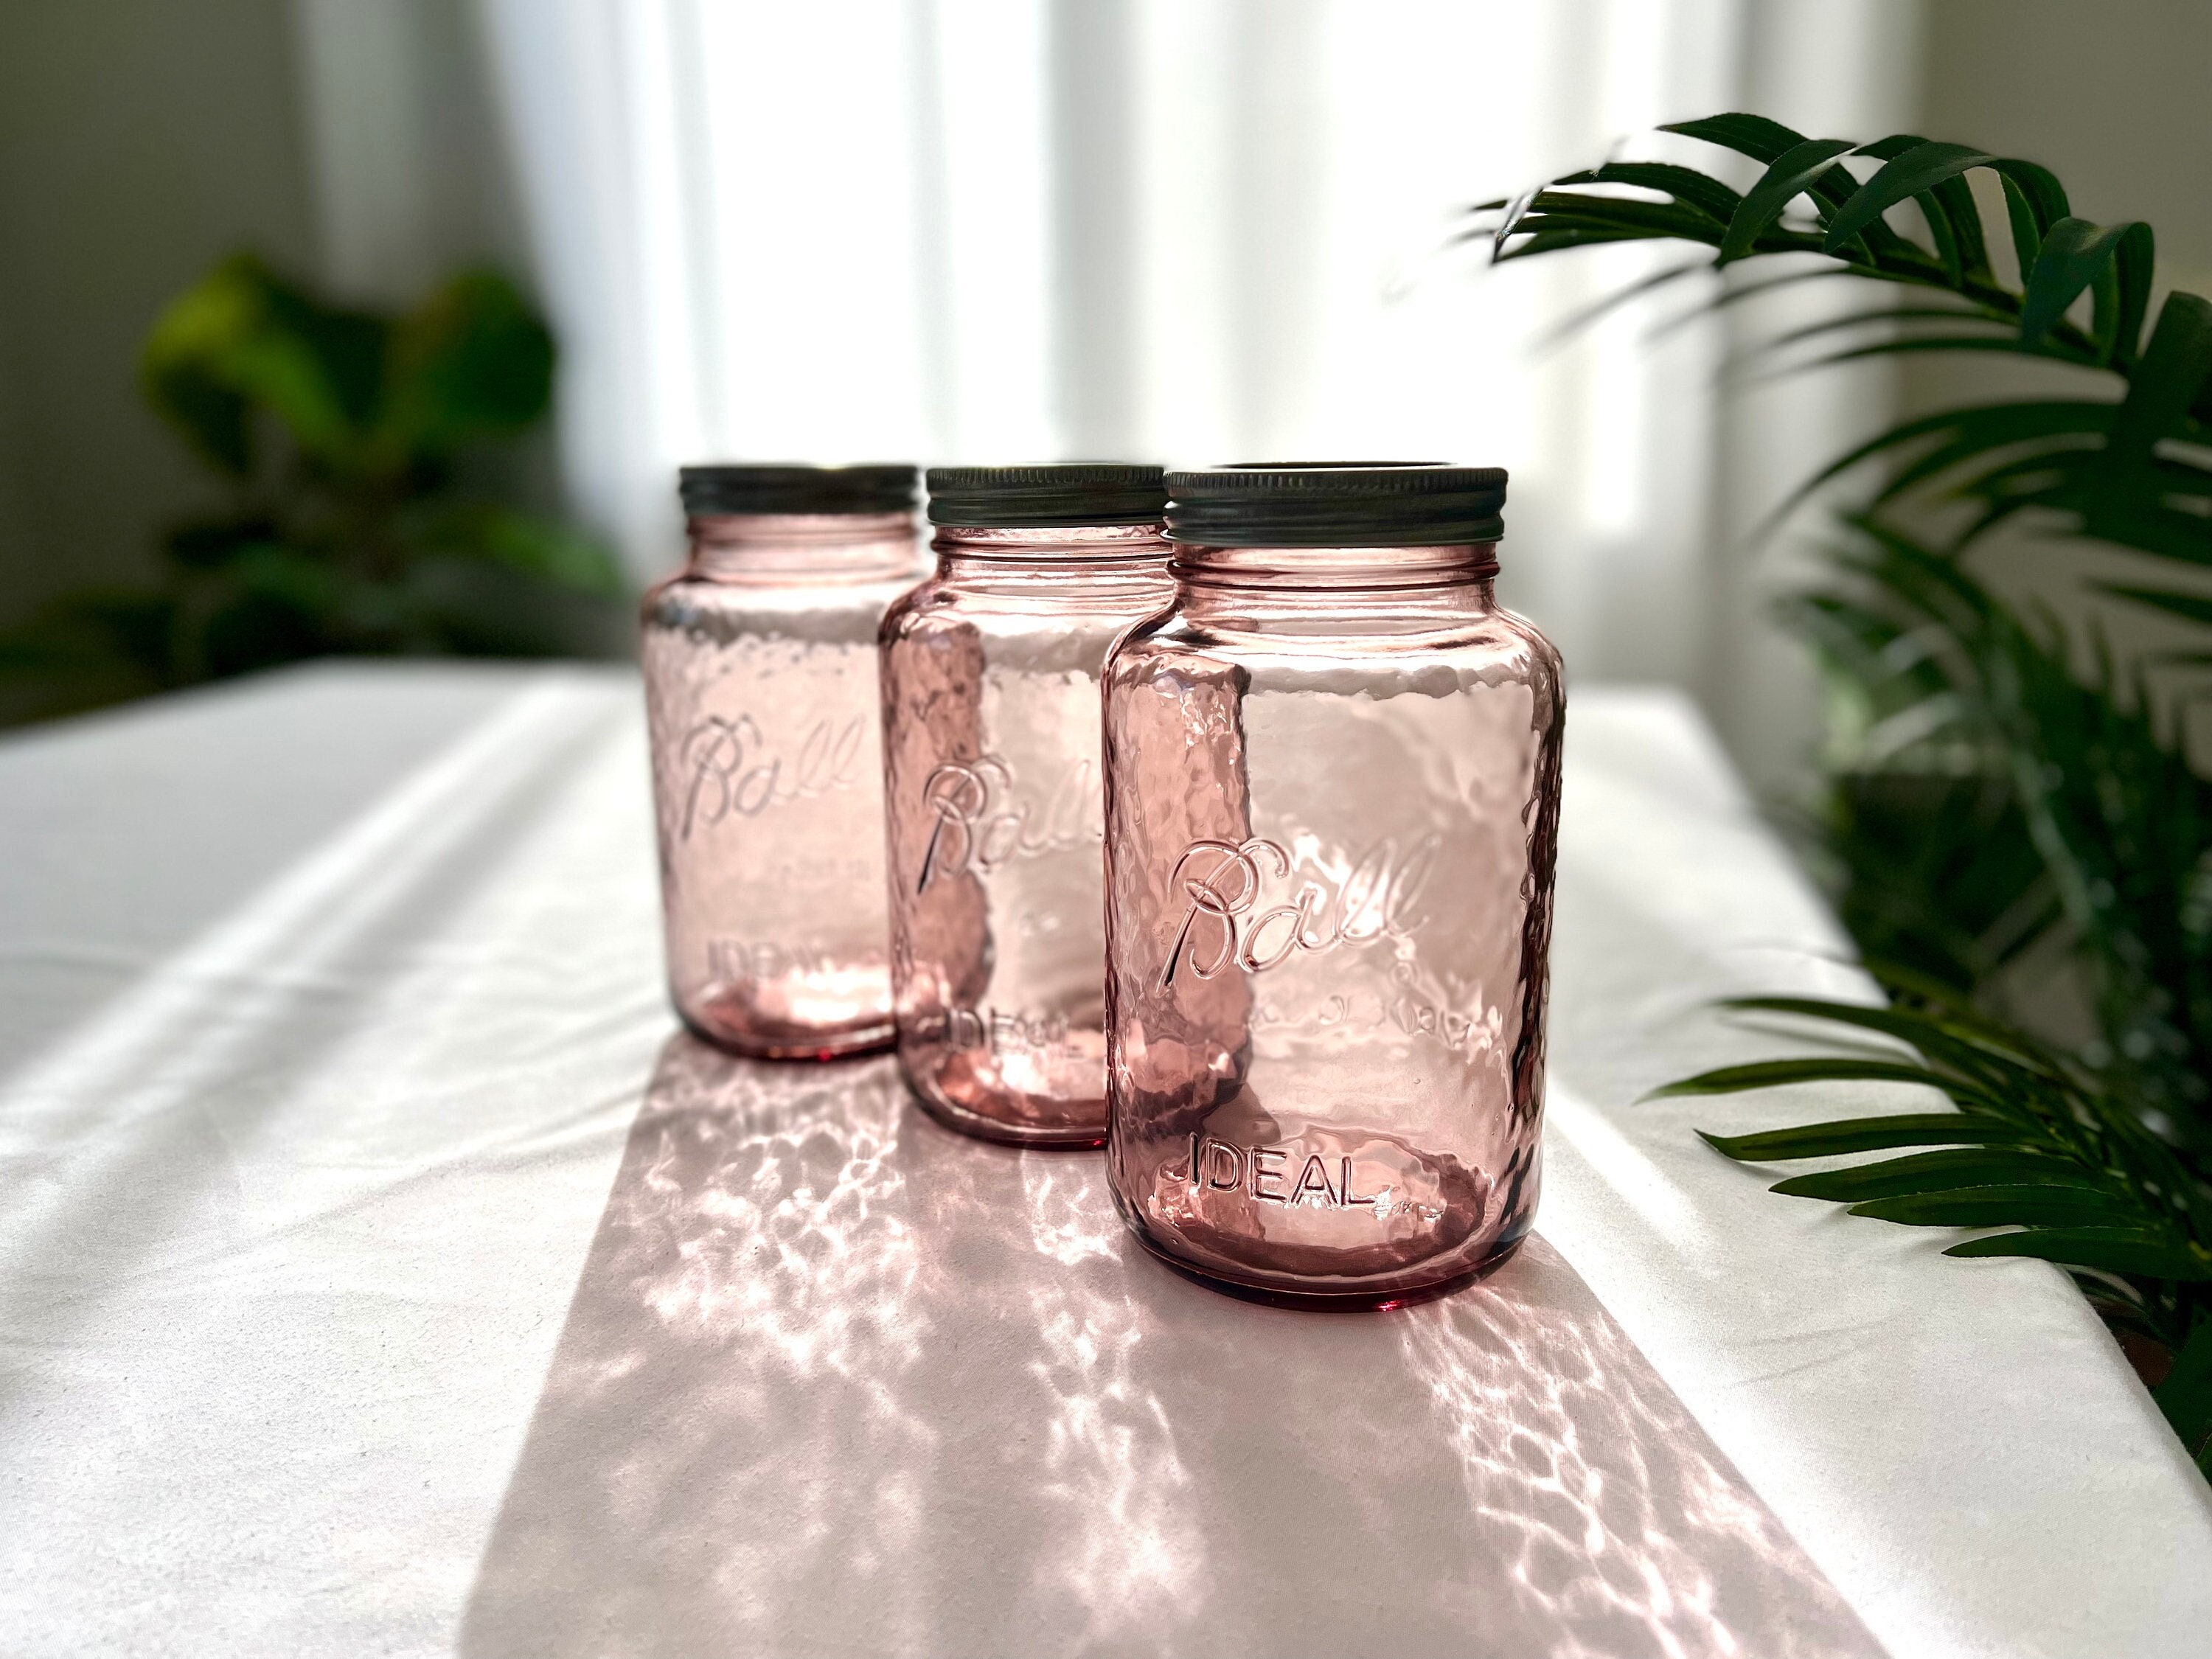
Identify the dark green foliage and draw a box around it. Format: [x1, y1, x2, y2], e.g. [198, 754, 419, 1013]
[1801, 771, 2053, 997]
[2, 255, 623, 724]
[1473, 114, 2212, 1468]
[1790, 522, 2212, 1149]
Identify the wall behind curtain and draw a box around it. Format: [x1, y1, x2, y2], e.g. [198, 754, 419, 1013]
[299, 0, 1922, 786]
[0, 0, 319, 630]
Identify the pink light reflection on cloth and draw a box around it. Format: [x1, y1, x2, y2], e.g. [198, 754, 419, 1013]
[462, 1033, 1888, 1658]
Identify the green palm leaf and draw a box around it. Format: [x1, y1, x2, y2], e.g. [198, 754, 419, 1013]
[1550, 161, 1742, 225]
[2021, 218, 2147, 344]
[1945, 1228, 2212, 1281]
[1658, 112, 1805, 164]
[1467, 116, 2210, 571]
[1846, 1186, 2140, 1225]
[1673, 983, 2212, 1349]
[1488, 110, 2212, 1469]
[1721, 138, 1857, 263]
[1689, 1111, 2037, 1155]
[2092, 293, 2212, 506]
[1771, 1147, 2086, 1200]
[1823, 140, 1994, 256]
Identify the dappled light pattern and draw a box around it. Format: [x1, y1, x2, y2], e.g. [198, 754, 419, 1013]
[1402, 1273, 1866, 1656]
[1015, 1155, 1206, 1645]
[463, 1034, 1886, 1658]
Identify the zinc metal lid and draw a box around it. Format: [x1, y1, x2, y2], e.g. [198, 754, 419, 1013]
[679, 463, 919, 517]
[926, 463, 1168, 528]
[1164, 462, 1508, 546]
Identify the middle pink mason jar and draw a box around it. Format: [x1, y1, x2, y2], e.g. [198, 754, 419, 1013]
[1102, 465, 1565, 1307]
[880, 464, 1175, 1146]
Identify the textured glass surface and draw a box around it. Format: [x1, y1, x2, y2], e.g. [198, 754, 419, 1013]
[880, 524, 1175, 1145]
[1102, 543, 1564, 1306]
[641, 512, 922, 1059]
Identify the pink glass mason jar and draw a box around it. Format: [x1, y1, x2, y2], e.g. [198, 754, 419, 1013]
[1101, 465, 1565, 1307]
[641, 464, 923, 1059]
[880, 465, 1175, 1145]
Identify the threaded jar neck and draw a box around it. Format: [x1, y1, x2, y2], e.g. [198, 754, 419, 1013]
[1169, 540, 1499, 591]
[931, 521, 1170, 568]
[686, 511, 922, 584]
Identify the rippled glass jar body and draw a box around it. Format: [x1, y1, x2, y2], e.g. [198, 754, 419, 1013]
[642, 509, 923, 1058]
[881, 524, 1175, 1144]
[1102, 540, 1564, 1306]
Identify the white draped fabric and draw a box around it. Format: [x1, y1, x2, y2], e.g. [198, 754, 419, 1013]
[7, 664, 2208, 1655]
[289, 0, 1921, 777]
[464, 2, 1879, 728]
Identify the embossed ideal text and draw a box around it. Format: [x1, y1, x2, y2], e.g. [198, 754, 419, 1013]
[1186, 1133, 1385, 1209]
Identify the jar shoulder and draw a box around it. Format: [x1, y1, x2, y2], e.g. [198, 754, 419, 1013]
[873, 574, 943, 645]
[1107, 604, 1564, 692]
[643, 570, 918, 635]
[879, 573, 1175, 650]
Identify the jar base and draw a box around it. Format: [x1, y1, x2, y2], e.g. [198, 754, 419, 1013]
[678, 1009, 894, 1062]
[901, 1067, 1107, 1149]
[1124, 1218, 1526, 1311]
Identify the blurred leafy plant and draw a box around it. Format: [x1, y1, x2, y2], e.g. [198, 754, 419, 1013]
[1790, 520, 2212, 1143]
[1470, 114, 2212, 1468]
[1, 255, 622, 723]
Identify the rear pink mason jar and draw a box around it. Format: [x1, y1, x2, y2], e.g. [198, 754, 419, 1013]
[880, 465, 1175, 1145]
[1101, 465, 1565, 1307]
[641, 463, 923, 1059]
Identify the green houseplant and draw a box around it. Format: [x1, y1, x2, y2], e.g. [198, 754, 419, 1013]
[0, 255, 622, 724]
[1472, 113, 2212, 1470]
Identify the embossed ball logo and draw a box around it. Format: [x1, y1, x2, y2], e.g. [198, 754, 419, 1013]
[1159, 834, 1439, 988]
[677, 713, 867, 838]
[914, 754, 1105, 893]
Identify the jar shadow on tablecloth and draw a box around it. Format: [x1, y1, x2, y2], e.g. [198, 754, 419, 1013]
[458, 1032, 1890, 1659]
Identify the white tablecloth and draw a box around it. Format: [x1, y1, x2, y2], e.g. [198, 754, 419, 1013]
[1, 662, 2205, 1658]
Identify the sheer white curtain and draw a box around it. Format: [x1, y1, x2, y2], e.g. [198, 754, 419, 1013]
[453, 0, 1916, 776]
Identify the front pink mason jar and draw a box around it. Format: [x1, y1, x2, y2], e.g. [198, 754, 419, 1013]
[641, 464, 924, 1060]
[1101, 465, 1565, 1307]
